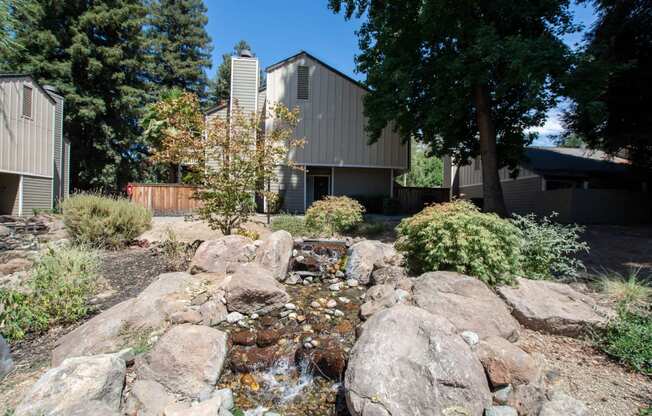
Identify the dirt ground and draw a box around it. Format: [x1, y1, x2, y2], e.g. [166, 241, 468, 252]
[0, 248, 175, 413]
[579, 225, 652, 277]
[137, 215, 273, 243]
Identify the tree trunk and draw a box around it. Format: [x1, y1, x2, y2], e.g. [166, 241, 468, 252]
[473, 84, 508, 217]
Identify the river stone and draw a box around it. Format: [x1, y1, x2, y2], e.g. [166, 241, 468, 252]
[539, 391, 588, 416]
[0, 334, 14, 380]
[345, 305, 491, 416]
[255, 230, 293, 280]
[476, 336, 541, 388]
[224, 263, 290, 314]
[345, 240, 402, 285]
[124, 379, 174, 416]
[14, 353, 126, 416]
[200, 298, 228, 326]
[497, 278, 609, 337]
[52, 272, 201, 365]
[485, 406, 518, 416]
[413, 271, 521, 341]
[189, 235, 256, 274]
[136, 324, 228, 399]
[0, 257, 32, 276]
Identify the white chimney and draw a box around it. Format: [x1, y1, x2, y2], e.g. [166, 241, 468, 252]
[230, 52, 259, 116]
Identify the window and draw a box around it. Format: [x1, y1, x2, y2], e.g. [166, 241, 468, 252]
[22, 85, 33, 118]
[297, 66, 309, 100]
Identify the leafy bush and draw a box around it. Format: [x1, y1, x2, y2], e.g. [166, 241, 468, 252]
[235, 228, 260, 241]
[0, 245, 99, 341]
[396, 200, 522, 285]
[600, 269, 651, 313]
[598, 307, 651, 374]
[511, 213, 589, 280]
[271, 214, 311, 237]
[62, 193, 152, 248]
[305, 196, 365, 236]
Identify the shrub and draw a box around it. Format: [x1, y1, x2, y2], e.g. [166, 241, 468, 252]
[395, 200, 522, 285]
[305, 196, 365, 236]
[270, 214, 310, 237]
[62, 193, 152, 248]
[511, 213, 589, 280]
[0, 245, 99, 341]
[600, 269, 652, 313]
[597, 307, 651, 374]
[235, 227, 260, 241]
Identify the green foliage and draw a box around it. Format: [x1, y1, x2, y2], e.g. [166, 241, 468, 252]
[396, 200, 522, 285]
[511, 213, 588, 280]
[305, 196, 365, 237]
[0, 0, 36, 57]
[598, 307, 651, 375]
[62, 194, 151, 248]
[146, 0, 212, 101]
[0, 245, 99, 341]
[270, 215, 311, 237]
[209, 40, 253, 106]
[397, 143, 443, 187]
[640, 406, 652, 416]
[600, 269, 652, 313]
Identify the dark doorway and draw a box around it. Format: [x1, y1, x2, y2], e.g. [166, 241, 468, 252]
[313, 176, 330, 202]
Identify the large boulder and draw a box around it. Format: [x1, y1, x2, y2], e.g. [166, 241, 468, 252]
[476, 336, 542, 388]
[136, 324, 228, 399]
[413, 272, 521, 341]
[14, 353, 126, 416]
[224, 263, 290, 314]
[539, 391, 588, 416]
[497, 278, 609, 337]
[345, 305, 491, 416]
[52, 272, 201, 365]
[189, 235, 256, 274]
[0, 334, 14, 380]
[345, 240, 403, 285]
[124, 379, 174, 416]
[255, 230, 293, 280]
[359, 284, 411, 320]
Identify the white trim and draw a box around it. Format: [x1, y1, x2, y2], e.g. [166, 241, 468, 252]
[254, 59, 259, 116]
[295, 162, 407, 170]
[0, 168, 52, 179]
[18, 175, 23, 216]
[51, 98, 56, 208]
[459, 174, 541, 188]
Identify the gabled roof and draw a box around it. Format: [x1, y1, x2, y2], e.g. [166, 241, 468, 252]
[523, 147, 630, 176]
[0, 73, 57, 104]
[266, 50, 369, 92]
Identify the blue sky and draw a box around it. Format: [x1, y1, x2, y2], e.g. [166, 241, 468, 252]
[205, 1, 599, 145]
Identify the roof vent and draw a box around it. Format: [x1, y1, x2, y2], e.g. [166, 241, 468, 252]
[239, 49, 253, 58]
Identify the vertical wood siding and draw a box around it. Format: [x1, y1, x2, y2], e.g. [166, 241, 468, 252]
[456, 157, 538, 187]
[49, 91, 64, 202]
[269, 165, 305, 213]
[22, 175, 52, 214]
[332, 167, 391, 197]
[0, 77, 55, 178]
[265, 55, 408, 169]
[459, 176, 543, 215]
[230, 57, 259, 115]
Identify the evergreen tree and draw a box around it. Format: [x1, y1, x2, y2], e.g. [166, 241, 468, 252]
[330, 0, 575, 215]
[10, 0, 149, 191]
[208, 40, 252, 107]
[147, 0, 212, 100]
[398, 143, 444, 188]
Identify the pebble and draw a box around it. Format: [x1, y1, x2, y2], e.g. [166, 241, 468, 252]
[292, 249, 299, 257]
[346, 279, 359, 287]
[326, 299, 337, 308]
[335, 271, 344, 278]
[250, 313, 259, 320]
[285, 303, 297, 310]
[324, 315, 332, 321]
[226, 312, 245, 324]
[493, 385, 512, 405]
[288, 312, 298, 320]
[237, 320, 249, 328]
[310, 339, 320, 347]
[329, 283, 342, 291]
[302, 325, 313, 332]
[461, 331, 479, 348]
[304, 342, 313, 349]
[333, 310, 345, 317]
[338, 297, 351, 304]
[296, 315, 306, 322]
[279, 310, 292, 318]
[286, 275, 300, 285]
[295, 255, 304, 262]
[304, 276, 314, 283]
[484, 406, 517, 416]
[310, 301, 321, 308]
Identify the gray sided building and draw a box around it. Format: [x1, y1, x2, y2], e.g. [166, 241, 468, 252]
[206, 51, 410, 213]
[0, 75, 69, 216]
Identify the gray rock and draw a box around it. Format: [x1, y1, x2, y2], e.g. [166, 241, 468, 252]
[136, 324, 228, 399]
[226, 311, 245, 323]
[0, 334, 14, 380]
[345, 305, 491, 416]
[477, 336, 542, 388]
[124, 379, 174, 416]
[493, 385, 513, 405]
[0, 225, 11, 237]
[189, 235, 256, 274]
[14, 353, 126, 416]
[255, 230, 293, 280]
[461, 330, 480, 348]
[498, 278, 610, 337]
[200, 299, 228, 326]
[539, 391, 588, 416]
[413, 271, 521, 341]
[359, 284, 411, 320]
[163, 396, 226, 416]
[52, 272, 201, 365]
[0, 257, 32, 276]
[345, 240, 403, 285]
[225, 263, 290, 314]
[371, 265, 408, 286]
[485, 406, 518, 416]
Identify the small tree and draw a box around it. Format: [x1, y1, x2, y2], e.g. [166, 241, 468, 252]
[147, 92, 304, 235]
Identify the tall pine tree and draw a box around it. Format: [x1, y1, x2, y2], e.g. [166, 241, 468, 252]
[147, 0, 213, 100]
[208, 40, 252, 107]
[9, 0, 150, 191]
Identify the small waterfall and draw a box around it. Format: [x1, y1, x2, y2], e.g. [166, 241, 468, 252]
[256, 358, 316, 404]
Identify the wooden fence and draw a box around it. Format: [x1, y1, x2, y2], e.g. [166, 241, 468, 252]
[128, 183, 202, 215]
[395, 186, 450, 214]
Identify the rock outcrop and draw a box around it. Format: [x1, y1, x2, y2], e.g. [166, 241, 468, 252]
[136, 324, 228, 399]
[498, 278, 609, 337]
[413, 271, 521, 341]
[189, 235, 256, 274]
[345, 305, 491, 416]
[224, 263, 290, 314]
[255, 230, 293, 280]
[14, 353, 126, 416]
